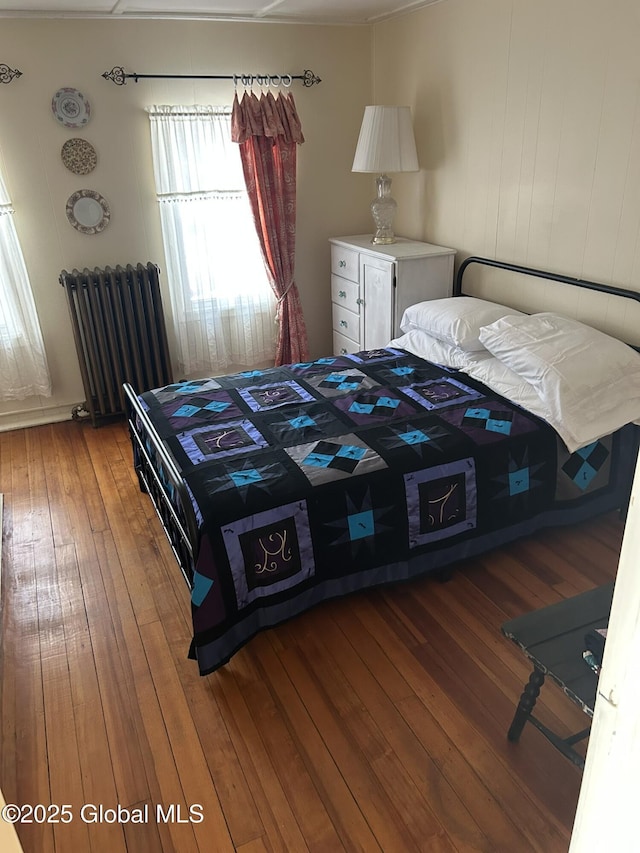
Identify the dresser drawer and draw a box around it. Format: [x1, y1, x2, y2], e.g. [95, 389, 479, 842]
[330, 245, 359, 283]
[331, 275, 361, 314]
[333, 329, 360, 356]
[332, 303, 361, 344]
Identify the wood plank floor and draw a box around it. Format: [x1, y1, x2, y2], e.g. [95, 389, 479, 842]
[0, 419, 624, 852]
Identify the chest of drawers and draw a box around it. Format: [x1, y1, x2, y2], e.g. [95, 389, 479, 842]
[329, 235, 455, 355]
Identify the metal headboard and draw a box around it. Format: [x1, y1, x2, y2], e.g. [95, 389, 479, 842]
[454, 256, 640, 351]
[455, 255, 640, 304]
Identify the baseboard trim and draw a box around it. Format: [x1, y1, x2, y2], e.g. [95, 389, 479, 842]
[0, 403, 77, 433]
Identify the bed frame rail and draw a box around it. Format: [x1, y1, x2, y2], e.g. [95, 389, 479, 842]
[123, 382, 198, 589]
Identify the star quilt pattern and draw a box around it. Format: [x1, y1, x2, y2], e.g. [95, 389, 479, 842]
[138, 348, 632, 674]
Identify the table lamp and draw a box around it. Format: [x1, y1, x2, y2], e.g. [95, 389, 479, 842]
[352, 105, 419, 245]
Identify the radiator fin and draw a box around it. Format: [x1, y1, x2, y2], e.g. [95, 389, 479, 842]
[60, 262, 173, 426]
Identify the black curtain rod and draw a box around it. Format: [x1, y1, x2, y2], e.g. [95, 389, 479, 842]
[102, 66, 321, 87]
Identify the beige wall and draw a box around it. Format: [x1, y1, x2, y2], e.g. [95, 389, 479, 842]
[0, 18, 372, 429]
[373, 0, 640, 342]
[8, 1, 640, 429]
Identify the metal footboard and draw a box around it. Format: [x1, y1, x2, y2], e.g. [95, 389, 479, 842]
[123, 382, 198, 589]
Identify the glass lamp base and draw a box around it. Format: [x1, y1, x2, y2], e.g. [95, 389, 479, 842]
[370, 174, 397, 244]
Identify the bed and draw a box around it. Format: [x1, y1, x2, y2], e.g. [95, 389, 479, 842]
[124, 256, 640, 675]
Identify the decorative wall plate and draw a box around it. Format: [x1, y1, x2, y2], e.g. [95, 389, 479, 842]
[52, 87, 91, 128]
[66, 189, 110, 235]
[61, 138, 97, 175]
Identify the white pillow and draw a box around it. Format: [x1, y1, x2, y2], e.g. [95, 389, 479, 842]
[462, 355, 552, 421]
[478, 312, 640, 451]
[388, 329, 487, 370]
[392, 332, 556, 426]
[400, 296, 524, 352]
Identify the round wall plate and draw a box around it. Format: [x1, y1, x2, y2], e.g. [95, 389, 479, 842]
[66, 189, 110, 235]
[52, 87, 91, 128]
[61, 138, 97, 175]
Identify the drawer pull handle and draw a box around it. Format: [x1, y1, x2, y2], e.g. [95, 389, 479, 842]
[339, 260, 346, 268]
[338, 290, 347, 298]
[340, 348, 347, 354]
[356, 297, 364, 305]
[340, 320, 348, 328]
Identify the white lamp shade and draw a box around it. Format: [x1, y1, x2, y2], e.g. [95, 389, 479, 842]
[352, 105, 419, 173]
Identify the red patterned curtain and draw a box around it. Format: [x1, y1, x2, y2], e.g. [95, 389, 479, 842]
[231, 91, 309, 365]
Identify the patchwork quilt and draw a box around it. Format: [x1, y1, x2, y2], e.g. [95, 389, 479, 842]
[138, 347, 632, 674]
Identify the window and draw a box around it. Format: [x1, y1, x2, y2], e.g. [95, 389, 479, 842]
[0, 169, 51, 401]
[147, 106, 276, 377]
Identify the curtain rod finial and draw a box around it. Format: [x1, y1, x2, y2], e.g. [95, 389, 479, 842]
[102, 66, 127, 86]
[0, 64, 22, 84]
[302, 69, 321, 87]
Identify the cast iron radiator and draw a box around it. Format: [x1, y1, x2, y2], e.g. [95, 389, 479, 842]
[60, 262, 173, 426]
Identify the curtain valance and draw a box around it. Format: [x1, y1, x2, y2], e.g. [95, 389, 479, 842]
[231, 91, 305, 145]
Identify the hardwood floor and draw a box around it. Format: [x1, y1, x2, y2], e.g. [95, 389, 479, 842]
[0, 419, 624, 852]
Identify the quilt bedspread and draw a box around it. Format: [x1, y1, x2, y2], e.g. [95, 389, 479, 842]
[138, 347, 630, 675]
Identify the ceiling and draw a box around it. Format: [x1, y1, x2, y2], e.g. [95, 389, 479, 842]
[0, 0, 442, 25]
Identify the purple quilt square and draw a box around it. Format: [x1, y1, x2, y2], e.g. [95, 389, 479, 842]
[441, 402, 538, 444]
[401, 378, 482, 411]
[178, 419, 268, 464]
[239, 380, 315, 412]
[333, 387, 417, 425]
[405, 458, 477, 547]
[162, 391, 242, 430]
[222, 501, 315, 609]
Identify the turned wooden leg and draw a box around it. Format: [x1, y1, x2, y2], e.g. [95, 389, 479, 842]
[508, 666, 545, 742]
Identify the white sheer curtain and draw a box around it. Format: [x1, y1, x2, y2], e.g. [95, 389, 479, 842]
[0, 170, 51, 401]
[147, 105, 277, 377]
